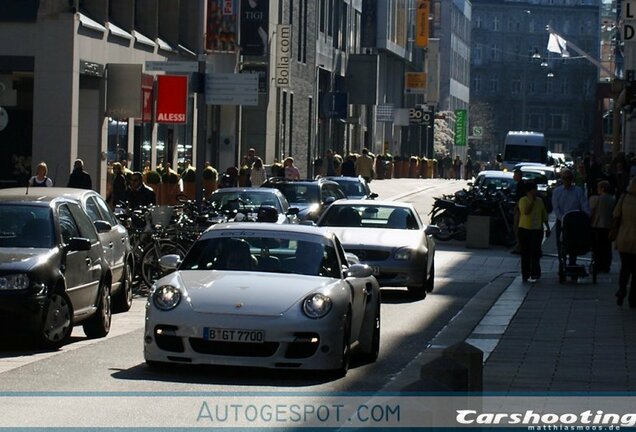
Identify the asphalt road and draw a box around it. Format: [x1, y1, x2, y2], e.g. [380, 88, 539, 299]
[0, 178, 522, 427]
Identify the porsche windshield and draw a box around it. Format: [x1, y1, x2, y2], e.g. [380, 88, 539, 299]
[180, 234, 341, 278]
[0, 204, 55, 249]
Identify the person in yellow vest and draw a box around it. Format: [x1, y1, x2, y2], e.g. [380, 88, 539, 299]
[518, 181, 550, 282]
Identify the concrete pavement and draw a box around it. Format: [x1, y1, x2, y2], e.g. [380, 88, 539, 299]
[373, 177, 636, 393]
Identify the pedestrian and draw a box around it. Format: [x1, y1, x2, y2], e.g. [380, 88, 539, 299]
[443, 154, 453, 179]
[437, 154, 445, 178]
[552, 168, 591, 266]
[613, 177, 636, 308]
[585, 153, 603, 197]
[28, 162, 53, 187]
[518, 181, 550, 282]
[453, 156, 463, 180]
[249, 157, 267, 187]
[341, 154, 357, 177]
[465, 156, 474, 179]
[67, 158, 92, 189]
[355, 148, 375, 182]
[325, 149, 337, 176]
[108, 162, 128, 208]
[284, 157, 301, 180]
[589, 180, 615, 273]
[124, 171, 156, 209]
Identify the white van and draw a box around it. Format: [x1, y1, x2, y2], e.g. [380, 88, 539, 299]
[502, 131, 548, 171]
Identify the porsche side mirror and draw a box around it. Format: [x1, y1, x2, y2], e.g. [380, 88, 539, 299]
[346, 263, 373, 278]
[159, 254, 182, 270]
[425, 225, 441, 237]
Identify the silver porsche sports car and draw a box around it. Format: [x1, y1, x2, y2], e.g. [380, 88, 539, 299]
[316, 200, 437, 298]
[144, 223, 381, 375]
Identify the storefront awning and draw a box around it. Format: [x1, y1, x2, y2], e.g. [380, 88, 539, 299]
[78, 13, 106, 33]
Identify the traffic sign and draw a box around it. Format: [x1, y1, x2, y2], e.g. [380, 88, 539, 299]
[145, 61, 199, 73]
[472, 126, 483, 137]
[376, 104, 394, 122]
[205, 73, 258, 106]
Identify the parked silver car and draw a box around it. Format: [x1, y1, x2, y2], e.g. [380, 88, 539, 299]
[316, 200, 437, 298]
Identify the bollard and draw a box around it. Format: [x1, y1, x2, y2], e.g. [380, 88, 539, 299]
[419, 355, 469, 391]
[416, 342, 483, 392]
[443, 342, 483, 391]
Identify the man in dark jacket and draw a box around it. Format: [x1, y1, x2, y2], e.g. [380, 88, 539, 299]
[67, 159, 92, 189]
[124, 172, 156, 208]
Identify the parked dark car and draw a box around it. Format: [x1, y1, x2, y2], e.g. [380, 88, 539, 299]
[261, 178, 346, 221]
[323, 176, 378, 200]
[0, 193, 112, 348]
[5, 188, 135, 312]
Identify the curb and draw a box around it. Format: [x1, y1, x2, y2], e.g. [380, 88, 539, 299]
[381, 273, 518, 392]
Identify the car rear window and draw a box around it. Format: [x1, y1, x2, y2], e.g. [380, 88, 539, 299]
[268, 183, 320, 204]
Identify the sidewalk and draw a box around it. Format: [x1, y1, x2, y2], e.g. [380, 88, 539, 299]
[482, 260, 636, 392]
[373, 178, 636, 393]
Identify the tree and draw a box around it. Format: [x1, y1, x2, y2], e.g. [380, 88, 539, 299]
[434, 110, 455, 156]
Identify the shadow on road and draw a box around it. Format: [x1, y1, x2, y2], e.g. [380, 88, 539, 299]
[110, 361, 361, 387]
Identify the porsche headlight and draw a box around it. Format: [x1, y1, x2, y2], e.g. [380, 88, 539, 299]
[0, 274, 30, 291]
[302, 293, 332, 319]
[394, 247, 412, 260]
[152, 285, 182, 311]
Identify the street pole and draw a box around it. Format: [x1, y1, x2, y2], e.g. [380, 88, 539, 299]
[194, 0, 207, 205]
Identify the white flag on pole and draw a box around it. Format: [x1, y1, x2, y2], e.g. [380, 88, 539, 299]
[547, 33, 570, 57]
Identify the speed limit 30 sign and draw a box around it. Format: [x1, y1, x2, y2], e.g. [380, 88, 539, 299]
[409, 107, 433, 126]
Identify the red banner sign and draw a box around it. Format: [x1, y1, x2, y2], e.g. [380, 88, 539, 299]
[156, 75, 187, 124]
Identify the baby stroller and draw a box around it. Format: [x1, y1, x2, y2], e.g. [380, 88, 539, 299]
[558, 210, 597, 284]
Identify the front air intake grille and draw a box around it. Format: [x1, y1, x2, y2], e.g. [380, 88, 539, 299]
[189, 339, 279, 357]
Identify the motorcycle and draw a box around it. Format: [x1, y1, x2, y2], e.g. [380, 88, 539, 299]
[429, 195, 470, 241]
[429, 188, 516, 246]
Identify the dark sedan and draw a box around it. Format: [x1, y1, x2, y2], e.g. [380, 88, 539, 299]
[0, 194, 112, 348]
[261, 178, 346, 221]
[324, 176, 378, 200]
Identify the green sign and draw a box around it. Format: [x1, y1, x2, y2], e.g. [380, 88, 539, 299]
[454, 109, 467, 146]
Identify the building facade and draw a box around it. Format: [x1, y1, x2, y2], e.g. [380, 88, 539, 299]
[470, 0, 601, 159]
[0, 0, 428, 192]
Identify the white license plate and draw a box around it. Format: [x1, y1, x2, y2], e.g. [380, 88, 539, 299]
[372, 266, 381, 276]
[204, 328, 265, 343]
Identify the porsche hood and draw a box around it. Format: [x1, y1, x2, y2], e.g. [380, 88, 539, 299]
[166, 271, 333, 316]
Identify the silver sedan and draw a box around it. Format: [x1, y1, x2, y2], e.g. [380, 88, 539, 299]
[316, 200, 437, 298]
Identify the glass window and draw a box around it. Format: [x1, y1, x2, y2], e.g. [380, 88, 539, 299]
[93, 195, 118, 226]
[180, 234, 340, 278]
[58, 204, 81, 244]
[84, 197, 102, 222]
[67, 203, 99, 243]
